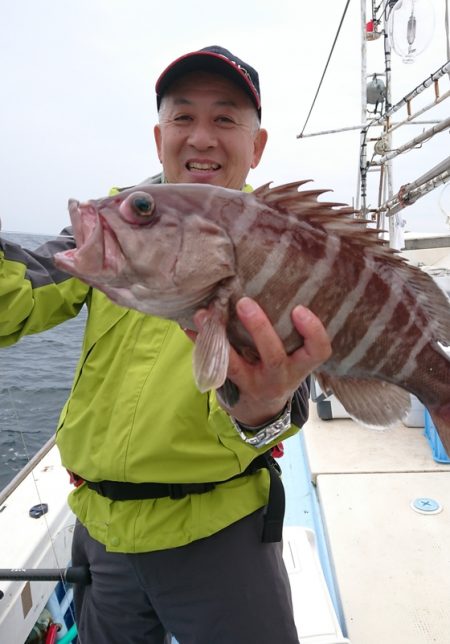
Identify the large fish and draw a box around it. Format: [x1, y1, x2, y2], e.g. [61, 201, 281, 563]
[53, 181, 450, 451]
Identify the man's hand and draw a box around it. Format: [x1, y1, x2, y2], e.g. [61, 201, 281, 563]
[194, 296, 331, 427]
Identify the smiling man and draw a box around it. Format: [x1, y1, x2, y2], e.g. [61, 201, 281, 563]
[154, 69, 267, 188]
[154, 46, 267, 189]
[0, 46, 331, 643]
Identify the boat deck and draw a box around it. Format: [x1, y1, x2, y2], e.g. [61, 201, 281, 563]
[298, 404, 450, 643]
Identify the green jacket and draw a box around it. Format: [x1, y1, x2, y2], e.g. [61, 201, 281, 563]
[0, 182, 307, 553]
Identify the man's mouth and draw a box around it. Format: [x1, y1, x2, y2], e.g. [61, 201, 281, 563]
[186, 161, 221, 172]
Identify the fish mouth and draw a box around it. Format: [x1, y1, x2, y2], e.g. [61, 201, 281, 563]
[65, 201, 126, 279]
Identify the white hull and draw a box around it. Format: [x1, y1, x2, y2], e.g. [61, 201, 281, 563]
[0, 440, 75, 643]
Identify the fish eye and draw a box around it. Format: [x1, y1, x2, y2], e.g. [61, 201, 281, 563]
[131, 192, 155, 217]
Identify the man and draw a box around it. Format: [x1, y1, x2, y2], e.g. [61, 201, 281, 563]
[0, 46, 331, 643]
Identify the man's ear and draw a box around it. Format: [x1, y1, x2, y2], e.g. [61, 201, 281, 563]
[154, 124, 163, 163]
[251, 128, 268, 169]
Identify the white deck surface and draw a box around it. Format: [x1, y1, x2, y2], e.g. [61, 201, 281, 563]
[303, 410, 449, 482]
[303, 406, 450, 643]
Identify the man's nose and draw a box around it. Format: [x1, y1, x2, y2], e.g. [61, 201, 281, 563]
[187, 123, 217, 149]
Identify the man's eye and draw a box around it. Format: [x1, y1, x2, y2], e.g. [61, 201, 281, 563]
[216, 116, 235, 125]
[174, 114, 192, 122]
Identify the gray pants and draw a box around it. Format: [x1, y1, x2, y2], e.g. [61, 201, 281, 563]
[72, 509, 299, 644]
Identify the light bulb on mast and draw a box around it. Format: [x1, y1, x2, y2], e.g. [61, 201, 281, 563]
[387, 0, 435, 64]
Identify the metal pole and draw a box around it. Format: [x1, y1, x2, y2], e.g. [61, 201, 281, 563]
[446, 0, 450, 79]
[297, 120, 441, 138]
[387, 89, 450, 135]
[358, 0, 367, 213]
[381, 169, 450, 218]
[369, 61, 450, 128]
[382, 14, 399, 247]
[406, 156, 450, 188]
[373, 117, 450, 164]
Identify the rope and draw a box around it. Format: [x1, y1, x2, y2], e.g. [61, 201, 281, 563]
[298, 0, 352, 138]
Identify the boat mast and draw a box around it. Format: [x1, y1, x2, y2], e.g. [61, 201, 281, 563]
[298, 0, 450, 246]
[358, 0, 367, 215]
[383, 8, 399, 247]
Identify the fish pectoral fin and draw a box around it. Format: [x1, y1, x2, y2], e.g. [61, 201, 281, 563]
[193, 309, 230, 393]
[315, 372, 411, 428]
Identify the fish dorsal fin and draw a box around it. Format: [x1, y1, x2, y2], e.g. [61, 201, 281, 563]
[253, 180, 356, 220]
[315, 371, 411, 428]
[253, 180, 368, 241]
[253, 181, 387, 252]
[253, 180, 312, 203]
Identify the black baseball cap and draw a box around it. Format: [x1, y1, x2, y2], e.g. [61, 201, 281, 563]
[155, 46, 261, 119]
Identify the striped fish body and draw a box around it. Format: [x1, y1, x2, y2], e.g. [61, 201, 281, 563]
[54, 181, 450, 450]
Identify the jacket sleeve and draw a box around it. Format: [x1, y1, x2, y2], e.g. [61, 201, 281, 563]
[291, 376, 310, 427]
[0, 228, 89, 346]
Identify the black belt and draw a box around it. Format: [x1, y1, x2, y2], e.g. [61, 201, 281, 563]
[85, 453, 285, 543]
[86, 479, 216, 500]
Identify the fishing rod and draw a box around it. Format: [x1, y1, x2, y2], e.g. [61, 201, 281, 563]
[0, 565, 91, 586]
[0, 566, 90, 605]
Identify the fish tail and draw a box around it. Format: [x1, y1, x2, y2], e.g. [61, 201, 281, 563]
[428, 403, 450, 456]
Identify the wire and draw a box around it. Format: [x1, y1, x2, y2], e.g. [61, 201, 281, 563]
[379, 0, 396, 23]
[446, 0, 450, 78]
[298, 0, 352, 137]
[45, 623, 59, 644]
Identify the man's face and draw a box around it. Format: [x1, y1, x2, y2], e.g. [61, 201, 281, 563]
[154, 72, 268, 189]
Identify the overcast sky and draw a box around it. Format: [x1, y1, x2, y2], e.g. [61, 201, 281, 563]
[1, 0, 449, 236]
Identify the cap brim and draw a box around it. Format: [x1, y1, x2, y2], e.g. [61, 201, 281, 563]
[155, 51, 261, 115]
